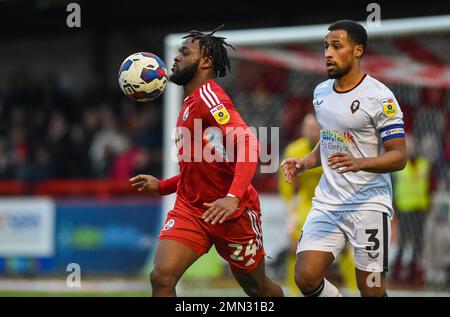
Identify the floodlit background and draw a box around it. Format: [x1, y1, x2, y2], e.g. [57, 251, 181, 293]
[0, 0, 449, 296]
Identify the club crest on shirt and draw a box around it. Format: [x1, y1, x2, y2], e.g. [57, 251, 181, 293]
[163, 219, 175, 231]
[381, 98, 397, 117]
[350, 100, 360, 114]
[183, 106, 189, 121]
[210, 103, 230, 124]
[368, 252, 380, 260]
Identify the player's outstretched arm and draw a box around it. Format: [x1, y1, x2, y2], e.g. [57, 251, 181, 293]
[129, 174, 161, 194]
[280, 141, 321, 183]
[129, 174, 180, 195]
[328, 137, 407, 174]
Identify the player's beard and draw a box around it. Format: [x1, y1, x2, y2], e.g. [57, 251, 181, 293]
[169, 60, 200, 86]
[327, 63, 352, 79]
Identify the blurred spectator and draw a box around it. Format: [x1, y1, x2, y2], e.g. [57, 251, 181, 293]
[0, 138, 13, 178]
[90, 105, 133, 178]
[132, 104, 163, 150]
[16, 146, 55, 181]
[392, 134, 431, 286]
[108, 136, 142, 180]
[10, 126, 29, 171]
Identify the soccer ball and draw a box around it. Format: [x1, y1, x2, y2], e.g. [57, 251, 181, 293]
[118, 52, 168, 102]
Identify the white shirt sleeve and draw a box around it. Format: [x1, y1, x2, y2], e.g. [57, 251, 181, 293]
[371, 93, 405, 142]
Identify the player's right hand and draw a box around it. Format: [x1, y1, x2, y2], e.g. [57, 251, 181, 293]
[129, 174, 160, 194]
[280, 158, 307, 184]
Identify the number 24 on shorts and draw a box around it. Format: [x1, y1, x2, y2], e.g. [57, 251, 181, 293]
[228, 239, 257, 261]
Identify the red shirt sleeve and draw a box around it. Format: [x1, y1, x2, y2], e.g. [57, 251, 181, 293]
[197, 81, 259, 200]
[228, 132, 258, 199]
[158, 174, 180, 196]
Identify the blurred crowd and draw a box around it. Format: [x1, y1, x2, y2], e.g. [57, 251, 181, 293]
[0, 75, 163, 182]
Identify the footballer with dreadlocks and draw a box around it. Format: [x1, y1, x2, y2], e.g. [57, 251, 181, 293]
[129, 26, 284, 297]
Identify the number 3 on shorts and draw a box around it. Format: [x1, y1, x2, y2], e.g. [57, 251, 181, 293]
[365, 229, 380, 251]
[229, 239, 257, 261]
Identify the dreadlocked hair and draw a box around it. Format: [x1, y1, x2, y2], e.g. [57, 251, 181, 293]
[182, 25, 236, 78]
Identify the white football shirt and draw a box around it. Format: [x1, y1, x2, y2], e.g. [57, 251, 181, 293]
[311, 74, 405, 217]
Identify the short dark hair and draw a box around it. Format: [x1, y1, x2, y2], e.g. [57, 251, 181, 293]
[183, 25, 236, 78]
[328, 20, 368, 53]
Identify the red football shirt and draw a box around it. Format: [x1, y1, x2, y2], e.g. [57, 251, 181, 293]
[159, 79, 260, 219]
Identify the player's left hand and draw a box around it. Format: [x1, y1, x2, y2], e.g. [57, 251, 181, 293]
[202, 196, 240, 225]
[328, 152, 363, 174]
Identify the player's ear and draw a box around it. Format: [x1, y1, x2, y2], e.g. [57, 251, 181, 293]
[354, 44, 364, 59]
[200, 56, 213, 70]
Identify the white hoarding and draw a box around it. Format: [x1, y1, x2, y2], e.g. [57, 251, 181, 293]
[0, 198, 55, 256]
